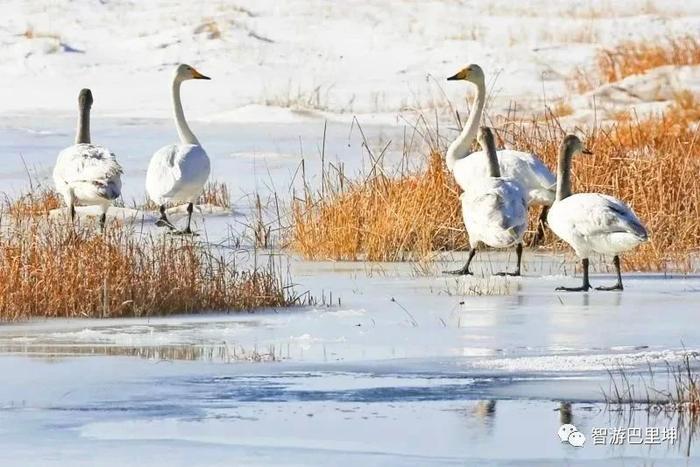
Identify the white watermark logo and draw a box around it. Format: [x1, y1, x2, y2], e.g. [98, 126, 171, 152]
[558, 424, 586, 447]
[591, 427, 677, 445]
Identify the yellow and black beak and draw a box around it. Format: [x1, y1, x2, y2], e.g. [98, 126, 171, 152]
[191, 69, 211, 80]
[447, 69, 468, 81]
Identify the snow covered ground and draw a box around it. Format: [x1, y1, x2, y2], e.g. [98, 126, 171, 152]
[3, 0, 700, 465]
[2, 0, 700, 124]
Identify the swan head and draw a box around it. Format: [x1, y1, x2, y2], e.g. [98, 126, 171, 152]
[78, 88, 93, 109]
[174, 64, 211, 82]
[447, 64, 485, 86]
[561, 134, 593, 158]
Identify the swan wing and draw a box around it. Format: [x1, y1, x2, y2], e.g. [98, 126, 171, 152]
[453, 150, 555, 205]
[146, 144, 211, 205]
[564, 193, 648, 240]
[461, 178, 528, 246]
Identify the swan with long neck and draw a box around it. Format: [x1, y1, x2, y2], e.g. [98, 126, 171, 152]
[146, 64, 211, 234]
[53, 88, 122, 231]
[445, 126, 528, 276]
[446, 64, 556, 245]
[547, 135, 648, 291]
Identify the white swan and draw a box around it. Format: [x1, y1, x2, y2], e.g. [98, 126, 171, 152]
[445, 127, 528, 276]
[53, 88, 122, 231]
[146, 64, 211, 234]
[446, 64, 556, 244]
[547, 135, 648, 291]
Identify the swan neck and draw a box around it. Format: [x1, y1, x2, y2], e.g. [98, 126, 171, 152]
[172, 78, 199, 145]
[556, 146, 573, 201]
[484, 137, 500, 178]
[446, 81, 486, 171]
[75, 104, 90, 144]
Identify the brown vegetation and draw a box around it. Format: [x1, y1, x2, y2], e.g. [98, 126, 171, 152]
[0, 214, 296, 321]
[571, 35, 700, 93]
[291, 150, 465, 261]
[290, 93, 700, 271]
[6, 185, 62, 218]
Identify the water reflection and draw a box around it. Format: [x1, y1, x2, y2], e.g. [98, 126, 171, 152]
[0, 343, 278, 363]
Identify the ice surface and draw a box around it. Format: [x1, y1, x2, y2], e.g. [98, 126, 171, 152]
[2, 1, 700, 464]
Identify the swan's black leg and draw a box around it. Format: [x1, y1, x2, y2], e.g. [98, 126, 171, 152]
[556, 258, 592, 292]
[444, 248, 476, 275]
[596, 255, 624, 291]
[530, 205, 549, 247]
[180, 203, 197, 235]
[70, 202, 76, 223]
[155, 205, 176, 230]
[495, 243, 522, 276]
[99, 212, 107, 233]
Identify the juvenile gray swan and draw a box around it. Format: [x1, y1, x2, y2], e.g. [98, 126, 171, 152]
[53, 88, 122, 231]
[445, 127, 528, 276]
[547, 135, 648, 291]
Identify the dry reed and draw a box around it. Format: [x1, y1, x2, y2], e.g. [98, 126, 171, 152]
[571, 35, 700, 93]
[291, 150, 466, 261]
[0, 214, 296, 321]
[290, 94, 700, 271]
[6, 185, 62, 218]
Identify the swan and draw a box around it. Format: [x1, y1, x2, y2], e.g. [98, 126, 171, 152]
[547, 135, 648, 291]
[446, 64, 556, 245]
[146, 64, 211, 234]
[445, 127, 528, 276]
[53, 88, 122, 231]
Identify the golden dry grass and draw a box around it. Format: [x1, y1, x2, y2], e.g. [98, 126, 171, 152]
[6, 185, 62, 218]
[571, 35, 700, 93]
[0, 214, 294, 321]
[290, 94, 700, 271]
[291, 151, 466, 261]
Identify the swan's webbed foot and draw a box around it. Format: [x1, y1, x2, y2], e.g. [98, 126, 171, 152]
[443, 266, 473, 276]
[555, 284, 592, 292]
[596, 256, 624, 291]
[156, 204, 177, 230]
[595, 283, 623, 291]
[170, 228, 199, 236]
[155, 218, 177, 230]
[494, 270, 520, 277]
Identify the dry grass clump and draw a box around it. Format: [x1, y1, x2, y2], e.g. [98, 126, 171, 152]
[606, 352, 700, 416]
[198, 180, 231, 208]
[571, 35, 700, 93]
[0, 216, 295, 321]
[194, 18, 223, 39]
[290, 93, 700, 271]
[291, 151, 465, 261]
[6, 186, 62, 218]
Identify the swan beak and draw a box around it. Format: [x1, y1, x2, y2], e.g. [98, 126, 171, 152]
[191, 69, 211, 80]
[447, 68, 469, 81]
[582, 148, 593, 155]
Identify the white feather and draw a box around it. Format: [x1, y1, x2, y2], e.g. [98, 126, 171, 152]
[460, 177, 528, 249]
[452, 149, 556, 206]
[53, 143, 122, 209]
[547, 193, 648, 258]
[146, 143, 210, 205]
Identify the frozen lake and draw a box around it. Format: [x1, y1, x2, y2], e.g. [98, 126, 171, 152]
[1, 255, 700, 465]
[1, 118, 700, 465]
